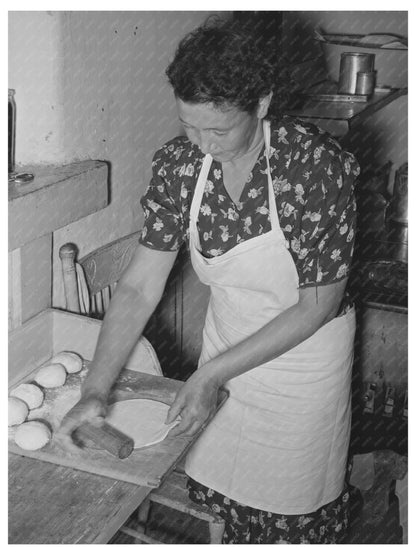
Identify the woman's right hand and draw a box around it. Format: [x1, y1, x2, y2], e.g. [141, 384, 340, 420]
[54, 395, 107, 454]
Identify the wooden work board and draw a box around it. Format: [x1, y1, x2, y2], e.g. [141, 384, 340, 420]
[9, 367, 226, 488]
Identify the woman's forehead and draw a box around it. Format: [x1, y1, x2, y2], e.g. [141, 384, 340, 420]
[176, 98, 248, 129]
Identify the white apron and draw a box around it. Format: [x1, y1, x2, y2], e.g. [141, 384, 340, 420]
[185, 120, 356, 515]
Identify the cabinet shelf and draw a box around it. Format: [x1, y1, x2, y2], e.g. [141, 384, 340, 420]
[285, 82, 408, 136]
[8, 160, 109, 251]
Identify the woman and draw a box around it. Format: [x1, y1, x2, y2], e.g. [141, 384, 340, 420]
[58, 17, 359, 544]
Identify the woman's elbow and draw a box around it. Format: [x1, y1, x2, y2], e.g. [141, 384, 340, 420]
[298, 279, 347, 328]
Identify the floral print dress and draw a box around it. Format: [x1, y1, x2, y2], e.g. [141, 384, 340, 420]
[140, 116, 359, 544]
[187, 476, 351, 544]
[140, 116, 359, 290]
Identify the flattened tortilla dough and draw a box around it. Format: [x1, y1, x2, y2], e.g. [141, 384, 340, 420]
[105, 399, 179, 448]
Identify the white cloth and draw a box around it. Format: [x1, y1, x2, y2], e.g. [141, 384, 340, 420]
[185, 120, 355, 514]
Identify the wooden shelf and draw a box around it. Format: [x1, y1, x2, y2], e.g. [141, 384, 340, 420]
[285, 82, 408, 136]
[8, 160, 109, 251]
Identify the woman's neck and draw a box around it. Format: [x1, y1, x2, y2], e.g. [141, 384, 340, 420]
[225, 120, 265, 171]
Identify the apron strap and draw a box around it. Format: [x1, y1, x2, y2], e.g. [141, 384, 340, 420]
[263, 120, 279, 230]
[190, 154, 213, 251]
[190, 120, 281, 252]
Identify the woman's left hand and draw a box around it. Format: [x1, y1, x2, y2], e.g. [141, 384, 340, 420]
[165, 369, 219, 437]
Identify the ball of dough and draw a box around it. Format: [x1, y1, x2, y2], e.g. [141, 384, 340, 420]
[35, 363, 67, 388]
[14, 421, 51, 451]
[50, 351, 83, 374]
[9, 383, 44, 410]
[8, 397, 29, 426]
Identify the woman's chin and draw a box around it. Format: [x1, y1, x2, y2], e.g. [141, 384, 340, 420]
[210, 152, 233, 162]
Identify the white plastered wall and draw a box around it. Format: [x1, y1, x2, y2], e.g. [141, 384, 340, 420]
[9, 11, 215, 308]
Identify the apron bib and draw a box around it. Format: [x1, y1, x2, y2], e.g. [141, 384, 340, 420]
[185, 120, 356, 515]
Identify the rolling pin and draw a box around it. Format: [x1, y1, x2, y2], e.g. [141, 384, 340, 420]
[73, 421, 134, 459]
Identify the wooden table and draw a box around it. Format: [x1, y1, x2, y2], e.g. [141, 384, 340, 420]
[9, 366, 227, 544]
[8, 309, 215, 544]
[9, 454, 153, 544]
[8, 370, 177, 545]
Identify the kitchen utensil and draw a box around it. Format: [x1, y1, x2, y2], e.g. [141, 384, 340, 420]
[338, 52, 375, 94]
[355, 71, 376, 95]
[74, 421, 134, 459]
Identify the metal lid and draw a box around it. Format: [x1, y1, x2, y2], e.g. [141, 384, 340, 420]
[12, 173, 35, 184]
[340, 52, 375, 58]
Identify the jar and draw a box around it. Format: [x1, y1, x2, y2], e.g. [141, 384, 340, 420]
[338, 52, 375, 94]
[8, 89, 16, 175]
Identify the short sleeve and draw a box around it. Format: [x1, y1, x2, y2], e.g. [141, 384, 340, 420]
[139, 146, 186, 252]
[294, 141, 359, 287]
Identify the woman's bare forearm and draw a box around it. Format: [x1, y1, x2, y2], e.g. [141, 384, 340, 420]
[80, 245, 178, 401]
[81, 283, 159, 400]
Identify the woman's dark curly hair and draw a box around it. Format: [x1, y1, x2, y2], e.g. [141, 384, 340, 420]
[166, 15, 291, 120]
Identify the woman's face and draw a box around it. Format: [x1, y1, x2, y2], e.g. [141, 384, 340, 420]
[176, 98, 262, 163]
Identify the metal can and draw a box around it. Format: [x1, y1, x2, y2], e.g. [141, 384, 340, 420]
[8, 88, 16, 175]
[338, 52, 375, 94]
[355, 71, 376, 95]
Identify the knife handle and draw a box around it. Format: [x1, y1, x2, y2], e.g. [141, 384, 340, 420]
[74, 421, 134, 459]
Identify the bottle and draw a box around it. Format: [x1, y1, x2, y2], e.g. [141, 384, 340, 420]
[8, 89, 16, 176]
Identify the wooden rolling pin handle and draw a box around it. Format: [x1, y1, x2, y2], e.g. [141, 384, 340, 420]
[74, 422, 134, 459]
[59, 243, 81, 313]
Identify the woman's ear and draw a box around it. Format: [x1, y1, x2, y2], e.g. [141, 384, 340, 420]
[257, 91, 273, 119]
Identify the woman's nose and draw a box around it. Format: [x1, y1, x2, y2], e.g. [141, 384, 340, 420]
[199, 132, 215, 155]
